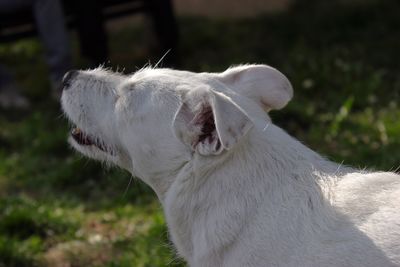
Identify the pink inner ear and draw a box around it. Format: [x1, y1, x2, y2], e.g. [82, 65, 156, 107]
[191, 105, 220, 148]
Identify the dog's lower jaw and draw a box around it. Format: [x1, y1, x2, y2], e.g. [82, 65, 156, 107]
[69, 136, 133, 172]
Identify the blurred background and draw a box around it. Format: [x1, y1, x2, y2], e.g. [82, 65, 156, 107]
[0, 0, 399, 266]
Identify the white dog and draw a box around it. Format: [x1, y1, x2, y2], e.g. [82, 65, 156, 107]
[61, 65, 400, 267]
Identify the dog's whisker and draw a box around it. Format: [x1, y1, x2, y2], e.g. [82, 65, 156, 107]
[122, 175, 134, 198]
[154, 49, 171, 69]
[56, 112, 66, 121]
[262, 122, 270, 132]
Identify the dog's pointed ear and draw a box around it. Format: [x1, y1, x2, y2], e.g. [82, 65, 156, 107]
[173, 87, 253, 156]
[218, 64, 293, 112]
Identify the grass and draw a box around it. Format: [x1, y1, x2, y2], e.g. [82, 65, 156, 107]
[0, 0, 399, 266]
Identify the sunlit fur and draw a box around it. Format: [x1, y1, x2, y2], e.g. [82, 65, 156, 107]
[62, 65, 400, 267]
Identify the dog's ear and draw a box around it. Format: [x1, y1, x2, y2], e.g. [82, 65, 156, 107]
[173, 87, 253, 156]
[218, 64, 293, 112]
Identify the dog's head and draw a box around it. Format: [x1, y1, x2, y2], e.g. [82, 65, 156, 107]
[61, 65, 292, 193]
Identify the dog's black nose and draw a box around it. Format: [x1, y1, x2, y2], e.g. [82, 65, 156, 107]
[62, 70, 78, 89]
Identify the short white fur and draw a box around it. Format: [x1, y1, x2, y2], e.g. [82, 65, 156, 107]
[62, 65, 400, 267]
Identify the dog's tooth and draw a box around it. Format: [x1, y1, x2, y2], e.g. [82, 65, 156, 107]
[72, 127, 81, 135]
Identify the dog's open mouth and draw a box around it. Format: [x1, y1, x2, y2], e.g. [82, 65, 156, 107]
[71, 127, 110, 153]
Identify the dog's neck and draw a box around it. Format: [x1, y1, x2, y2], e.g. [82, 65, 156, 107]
[162, 124, 350, 265]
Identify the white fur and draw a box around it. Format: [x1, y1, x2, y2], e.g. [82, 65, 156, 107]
[62, 65, 400, 267]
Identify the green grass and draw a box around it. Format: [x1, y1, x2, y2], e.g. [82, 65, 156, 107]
[0, 0, 399, 266]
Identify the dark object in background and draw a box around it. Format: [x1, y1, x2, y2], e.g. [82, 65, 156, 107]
[0, 0, 180, 67]
[148, 0, 180, 67]
[0, 0, 72, 106]
[69, 0, 108, 67]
